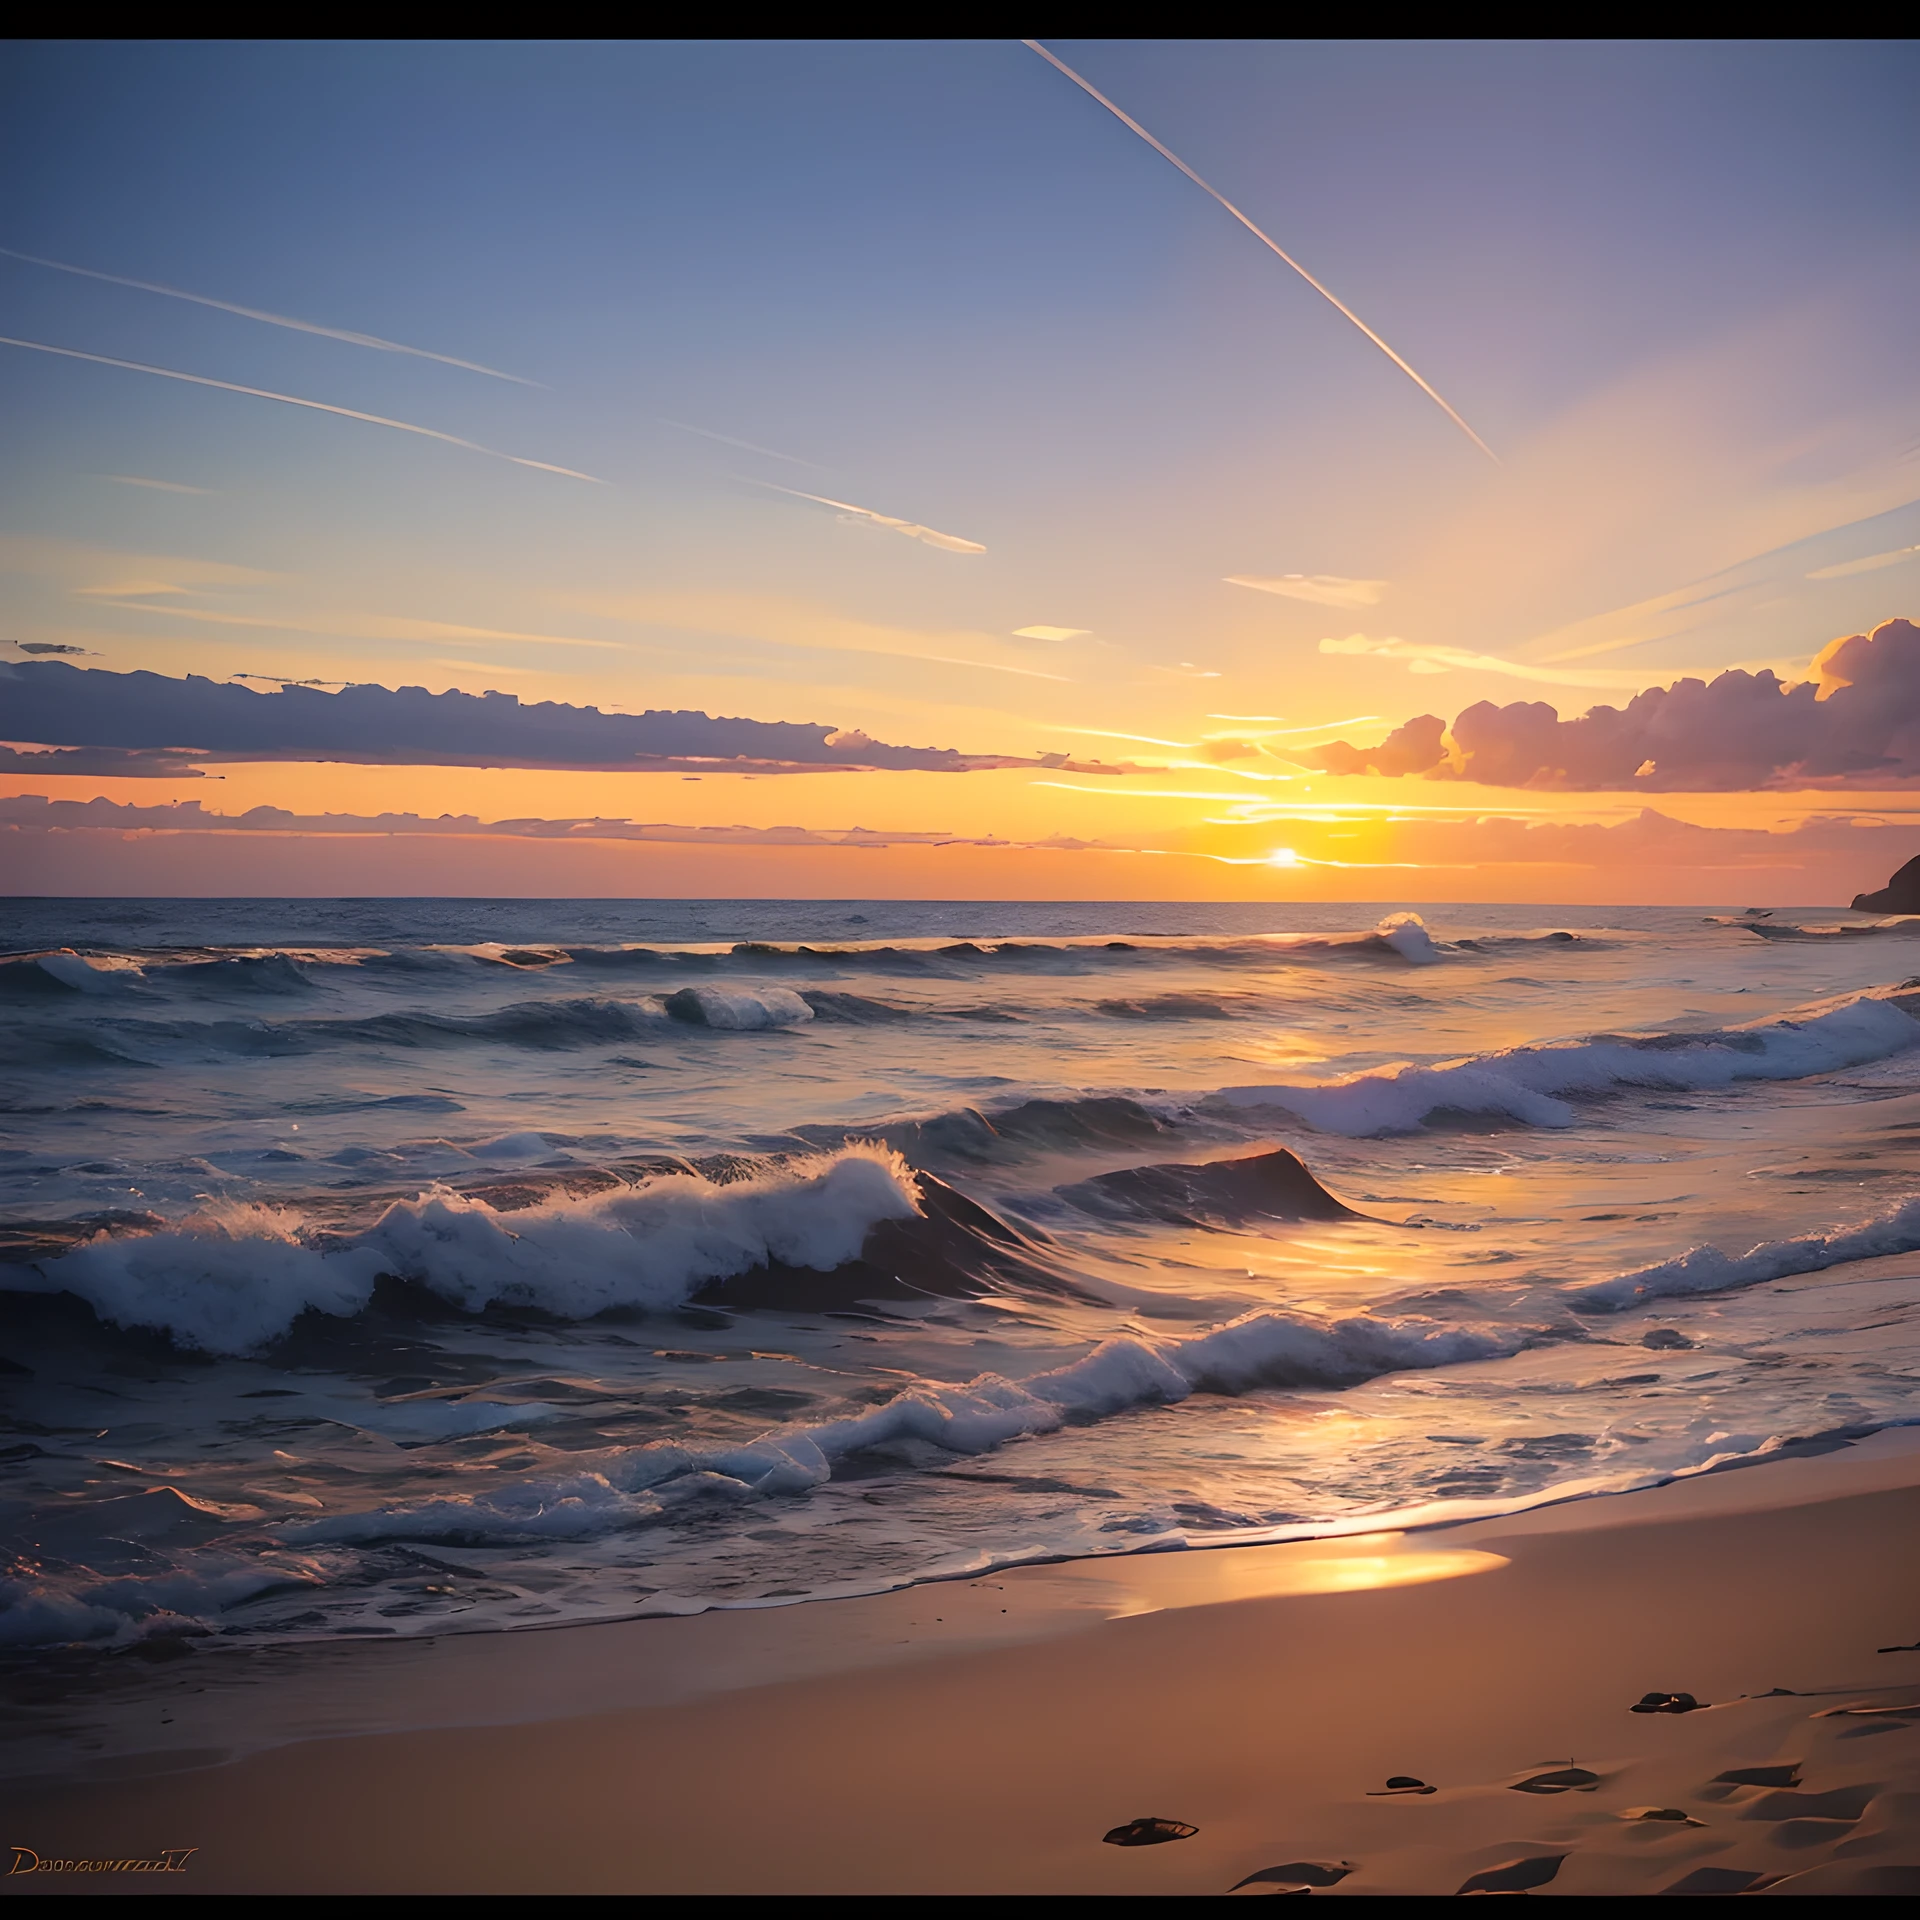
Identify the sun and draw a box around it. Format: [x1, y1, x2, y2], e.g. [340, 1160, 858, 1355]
[1267, 847, 1302, 867]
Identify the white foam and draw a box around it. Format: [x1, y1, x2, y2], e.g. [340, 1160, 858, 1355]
[1576, 1194, 1920, 1311]
[665, 985, 814, 1029]
[38, 1147, 922, 1353]
[1216, 989, 1920, 1136]
[285, 1304, 1529, 1548]
[467, 1131, 555, 1160]
[40, 1203, 387, 1355]
[28, 950, 144, 992]
[1374, 911, 1442, 965]
[0, 1563, 320, 1649]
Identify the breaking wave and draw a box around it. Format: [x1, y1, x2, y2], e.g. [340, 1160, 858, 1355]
[1574, 1194, 1920, 1312]
[1213, 988, 1920, 1136]
[31, 1147, 925, 1353]
[281, 1305, 1532, 1550]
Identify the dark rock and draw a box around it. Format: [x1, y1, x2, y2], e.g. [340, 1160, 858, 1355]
[1368, 1775, 1437, 1795]
[1103, 1817, 1198, 1846]
[1853, 855, 1920, 913]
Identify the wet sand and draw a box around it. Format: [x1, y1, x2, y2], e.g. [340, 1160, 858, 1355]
[6, 1429, 1920, 1895]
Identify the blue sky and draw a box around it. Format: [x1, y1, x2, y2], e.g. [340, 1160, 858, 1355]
[3, 39, 1918, 897]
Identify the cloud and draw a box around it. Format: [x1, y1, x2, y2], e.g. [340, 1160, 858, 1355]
[0, 745, 206, 777]
[7, 641, 92, 657]
[0, 246, 535, 384]
[1055, 726, 1191, 749]
[0, 534, 281, 597]
[0, 660, 1112, 777]
[568, 587, 1075, 685]
[1300, 616, 1920, 790]
[0, 793, 1104, 853]
[757, 482, 986, 554]
[1316, 631, 1794, 692]
[1807, 545, 1920, 581]
[1306, 714, 1449, 778]
[1226, 574, 1385, 610]
[0, 336, 599, 482]
[1013, 625, 1090, 641]
[85, 597, 631, 651]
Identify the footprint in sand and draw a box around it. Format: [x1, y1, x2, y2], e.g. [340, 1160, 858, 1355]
[1712, 1763, 1800, 1788]
[1631, 1690, 1706, 1714]
[1619, 1806, 1704, 1825]
[1509, 1766, 1601, 1795]
[1660, 1866, 1783, 1894]
[1227, 1860, 1354, 1893]
[1102, 1817, 1197, 1847]
[1455, 1854, 1566, 1894]
[1735, 1782, 1881, 1824]
[1367, 1775, 1437, 1796]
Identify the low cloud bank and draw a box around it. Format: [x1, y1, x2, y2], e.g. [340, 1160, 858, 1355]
[0, 662, 1103, 776]
[1306, 617, 1920, 790]
[0, 794, 1102, 853]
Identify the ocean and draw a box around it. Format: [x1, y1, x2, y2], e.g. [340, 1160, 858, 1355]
[5, 896, 1920, 1651]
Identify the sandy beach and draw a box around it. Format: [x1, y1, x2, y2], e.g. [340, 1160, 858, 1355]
[6, 1427, 1918, 1897]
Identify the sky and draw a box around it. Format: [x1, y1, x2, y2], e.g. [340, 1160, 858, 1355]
[3, 37, 1918, 902]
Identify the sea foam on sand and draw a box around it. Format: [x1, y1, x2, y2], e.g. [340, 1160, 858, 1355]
[8, 1432, 1918, 1894]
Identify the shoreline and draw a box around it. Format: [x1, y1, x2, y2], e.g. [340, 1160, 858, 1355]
[7, 1425, 1920, 1895]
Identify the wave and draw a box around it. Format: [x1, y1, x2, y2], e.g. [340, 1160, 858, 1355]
[1094, 993, 1235, 1020]
[1054, 1149, 1358, 1228]
[661, 985, 812, 1029]
[28, 1147, 981, 1353]
[0, 951, 147, 996]
[1573, 1193, 1920, 1312]
[35, 987, 817, 1062]
[166, 952, 318, 995]
[1213, 987, 1920, 1136]
[1741, 920, 1920, 941]
[795, 989, 916, 1023]
[279, 1305, 1533, 1551]
[0, 1561, 322, 1652]
[10, 915, 1508, 995]
[802, 1092, 1189, 1168]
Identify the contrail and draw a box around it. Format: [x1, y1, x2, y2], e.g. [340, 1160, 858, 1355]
[0, 246, 538, 385]
[659, 418, 827, 471]
[0, 336, 602, 482]
[1022, 41, 1499, 464]
[758, 480, 986, 553]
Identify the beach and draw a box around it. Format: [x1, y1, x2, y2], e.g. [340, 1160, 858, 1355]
[7, 1426, 1918, 1896]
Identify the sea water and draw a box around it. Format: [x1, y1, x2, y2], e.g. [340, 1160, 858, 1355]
[5, 897, 1920, 1648]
